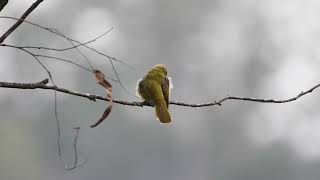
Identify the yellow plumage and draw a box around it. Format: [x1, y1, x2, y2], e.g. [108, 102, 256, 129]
[137, 64, 172, 123]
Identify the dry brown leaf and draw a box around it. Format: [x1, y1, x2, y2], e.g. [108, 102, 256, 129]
[94, 70, 112, 92]
[90, 69, 113, 128]
[90, 106, 112, 128]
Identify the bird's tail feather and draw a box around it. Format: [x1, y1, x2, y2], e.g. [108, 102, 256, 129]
[155, 98, 171, 123]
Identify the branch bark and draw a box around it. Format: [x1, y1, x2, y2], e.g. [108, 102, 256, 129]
[0, 0, 43, 43]
[1, 79, 319, 107]
[0, 0, 8, 12]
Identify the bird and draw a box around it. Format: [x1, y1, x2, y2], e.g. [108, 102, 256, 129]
[136, 64, 172, 123]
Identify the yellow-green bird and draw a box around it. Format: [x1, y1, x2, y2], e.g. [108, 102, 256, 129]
[136, 64, 172, 123]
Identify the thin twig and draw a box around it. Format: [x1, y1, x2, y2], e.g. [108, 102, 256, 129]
[14, 44, 54, 82]
[65, 127, 86, 171]
[0, 16, 135, 93]
[0, 16, 136, 71]
[0, 43, 90, 71]
[35, 54, 92, 72]
[0, 5, 66, 158]
[0, 44, 119, 82]
[0, 0, 44, 43]
[108, 57, 138, 98]
[13, 43, 66, 160]
[51, 30, 138, 98]
[6, 27, 113, 52]
[54, 91, 62, 159]
[1, 79, 319, 107]
[50, 28, 95, 72]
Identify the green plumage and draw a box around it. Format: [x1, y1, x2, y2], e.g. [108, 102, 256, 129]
[137, 64, 171, 123]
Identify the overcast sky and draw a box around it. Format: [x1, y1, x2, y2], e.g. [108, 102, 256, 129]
[1, 0, 320, 180]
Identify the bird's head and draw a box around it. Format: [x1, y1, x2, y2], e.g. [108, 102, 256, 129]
[152, 64, 168, 76]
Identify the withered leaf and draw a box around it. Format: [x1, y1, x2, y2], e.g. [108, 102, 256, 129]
[91, 69, 113, 128]
[90, 105, 112, 128]
[94, 70, 112, 92]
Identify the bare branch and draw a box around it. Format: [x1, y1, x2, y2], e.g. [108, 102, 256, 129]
[65, 127, 87, 171]
[0, 16, 136, 71]
[0, 10, 65, 158]
[0, 16, 136, 95]
[1, 43, 120, 82]
[54, 91, 62, 159]
[0, 27, 114, 52]
[47, 28, 94, 72]
[1, 79, 319, 107]
[14, 43, 55, 83]
[1, 43, 89, 71]
[0, 0, 44, 43]
[0, 0, 8, 12]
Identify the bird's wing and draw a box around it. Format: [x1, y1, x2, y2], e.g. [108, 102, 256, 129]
[161, 77, 170, 108]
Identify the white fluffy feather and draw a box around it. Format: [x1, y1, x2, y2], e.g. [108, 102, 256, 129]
[136, 78, 143, 99]
[168, 77, 173, 94]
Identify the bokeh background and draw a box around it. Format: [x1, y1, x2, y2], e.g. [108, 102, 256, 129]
[1, 0, 320, 179]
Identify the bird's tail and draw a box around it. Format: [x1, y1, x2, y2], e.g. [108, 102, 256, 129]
[154, 97, 171, 123]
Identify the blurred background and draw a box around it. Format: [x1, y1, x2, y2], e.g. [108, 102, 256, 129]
[1, 0, 320, 179]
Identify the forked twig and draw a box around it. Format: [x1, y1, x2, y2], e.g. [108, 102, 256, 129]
[0, 0, 44, 43]
[65, 127, 87, 171]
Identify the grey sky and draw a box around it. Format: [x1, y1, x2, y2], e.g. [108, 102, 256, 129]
[1, 0, 320, 180]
